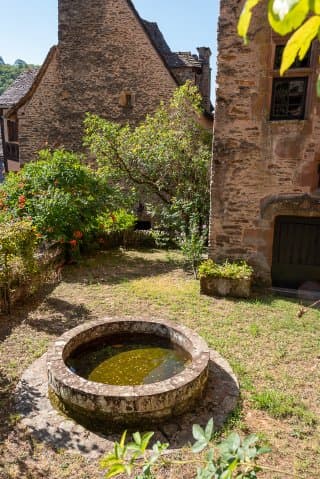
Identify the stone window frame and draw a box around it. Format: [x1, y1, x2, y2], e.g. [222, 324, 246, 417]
[119, 90, 136, 109]
[269, 38, 318, 122]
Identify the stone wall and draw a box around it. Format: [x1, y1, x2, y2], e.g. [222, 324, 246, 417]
[210, 0, 320, 284]
[16, 0, 179, 161]
[18, 49, 61, 164]
[56, 0, 178, 152]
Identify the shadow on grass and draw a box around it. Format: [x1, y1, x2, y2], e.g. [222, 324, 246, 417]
[0, 282, 58, 343]
[12, 355, 239, 454]
[29, 298, 92, 336]
[61, 249, 184, 287]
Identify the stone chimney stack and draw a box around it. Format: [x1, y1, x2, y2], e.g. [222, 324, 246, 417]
[197, 47, 212, 114]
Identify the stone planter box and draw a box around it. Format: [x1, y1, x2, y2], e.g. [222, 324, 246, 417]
[200, 276, 251, 298]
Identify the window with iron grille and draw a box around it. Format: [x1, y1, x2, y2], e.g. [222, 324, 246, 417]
[270, 44, 312, 121]
[270, 77, 308, 121]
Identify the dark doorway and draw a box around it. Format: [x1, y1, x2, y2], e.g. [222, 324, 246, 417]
[272, 216, 320, 288]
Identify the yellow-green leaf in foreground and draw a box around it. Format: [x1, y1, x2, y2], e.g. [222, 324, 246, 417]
[311, 0, 320, 14]
[238, 0, 262, 43]
[280, 15, 320, 74]
[268, 0, 310, 35]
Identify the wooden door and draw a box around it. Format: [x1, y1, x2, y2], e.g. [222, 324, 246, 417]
[272, 216, 320, 288]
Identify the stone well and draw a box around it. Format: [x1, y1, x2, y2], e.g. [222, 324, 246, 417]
[47, 317, 210, 429]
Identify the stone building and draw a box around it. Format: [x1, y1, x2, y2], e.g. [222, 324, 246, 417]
[0, 69, 39, 172]
[0, 0, 212, 169]
[210, 0, 320, 289]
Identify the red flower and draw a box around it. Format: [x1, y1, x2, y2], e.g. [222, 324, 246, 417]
[73, 230, 83, 239]
[69, 239, 77, 248]
[18, 195, 26, 208]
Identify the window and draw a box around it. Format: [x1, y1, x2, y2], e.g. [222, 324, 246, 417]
[270, 77, 308, 121]
[7, 120, 18, 142]
[270, 44, 313, 121]
[119, 91, 135, 108]
[274, 45, 311, 70]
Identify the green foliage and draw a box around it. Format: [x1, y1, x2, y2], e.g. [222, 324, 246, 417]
[84, 82, 212, 241]
[0, 149, 116, 245]
[192, 418, 215, 453]
[238, 0, 320, 83]
[0, 220, 38, 313]
[100, 430, 168, 479]
[0, 63, 36, 95]
[99, 419, 270, 479]
[252, 389, 317, 425]
[98, 209, 137, 233]
[198, 260, 253, 280]
[194, 432, 270, 479]
[180, 217, 207, 278]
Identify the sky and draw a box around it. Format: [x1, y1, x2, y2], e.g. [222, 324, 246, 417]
[1, 1, 219, 95]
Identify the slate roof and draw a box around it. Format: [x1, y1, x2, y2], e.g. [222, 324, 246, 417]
[142, 20, 203, 69]
[0, 69, 39, 108]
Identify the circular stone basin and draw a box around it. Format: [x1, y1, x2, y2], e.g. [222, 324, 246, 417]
[47, 318, 210, 428]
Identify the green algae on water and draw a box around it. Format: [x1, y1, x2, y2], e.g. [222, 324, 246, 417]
[67, 335, 189, 386]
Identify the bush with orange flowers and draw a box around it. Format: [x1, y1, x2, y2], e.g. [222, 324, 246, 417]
[0, 149, 119, 246]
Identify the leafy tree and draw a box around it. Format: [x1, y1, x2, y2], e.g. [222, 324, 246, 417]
[0, 149, 117, 246]
[14, 59, 27, 67]
[0, 62, 37, 95]
[238, 0, 320, 93]
[0, 57, 5, 66]
[84, 82, 212, 240]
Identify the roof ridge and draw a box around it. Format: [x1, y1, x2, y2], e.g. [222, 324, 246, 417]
[125, 0, 179, 86]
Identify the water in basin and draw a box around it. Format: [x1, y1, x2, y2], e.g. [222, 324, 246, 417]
[66, 334, 190, 386]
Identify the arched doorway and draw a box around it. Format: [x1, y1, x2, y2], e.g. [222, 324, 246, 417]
[260, 194, 320, 289]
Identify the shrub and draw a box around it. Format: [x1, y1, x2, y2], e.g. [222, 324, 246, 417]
[0, 219, 38, 312]
[98, 209, 137, 233]
[99, 418, 270, 479]
[0, 149, 115, 246]
[179, 217, 207, 278]
[198, 259, 253, 280]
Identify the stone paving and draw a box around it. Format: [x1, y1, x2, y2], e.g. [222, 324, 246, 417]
[15, 350, 239, 459]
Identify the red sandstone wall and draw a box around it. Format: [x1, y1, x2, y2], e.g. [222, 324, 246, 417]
[210, 0, 320, 284]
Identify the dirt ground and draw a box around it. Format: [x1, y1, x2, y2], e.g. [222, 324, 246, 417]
[0, 249, 319, 478]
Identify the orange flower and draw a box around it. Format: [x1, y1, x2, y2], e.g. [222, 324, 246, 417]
[73, 230, 83, 239]
[69, 239, 77, 248]
[111, 214, 116, 222]
[18, 195, 26, 208]
[18, 182, 25, 189]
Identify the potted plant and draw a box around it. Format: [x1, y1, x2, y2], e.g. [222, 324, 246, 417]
[198, 259, 253, 298]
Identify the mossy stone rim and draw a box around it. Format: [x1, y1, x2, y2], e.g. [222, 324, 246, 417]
[47, 317, 210, 425]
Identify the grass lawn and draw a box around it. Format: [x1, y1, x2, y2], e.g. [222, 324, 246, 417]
[0, 249, 319, 478]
